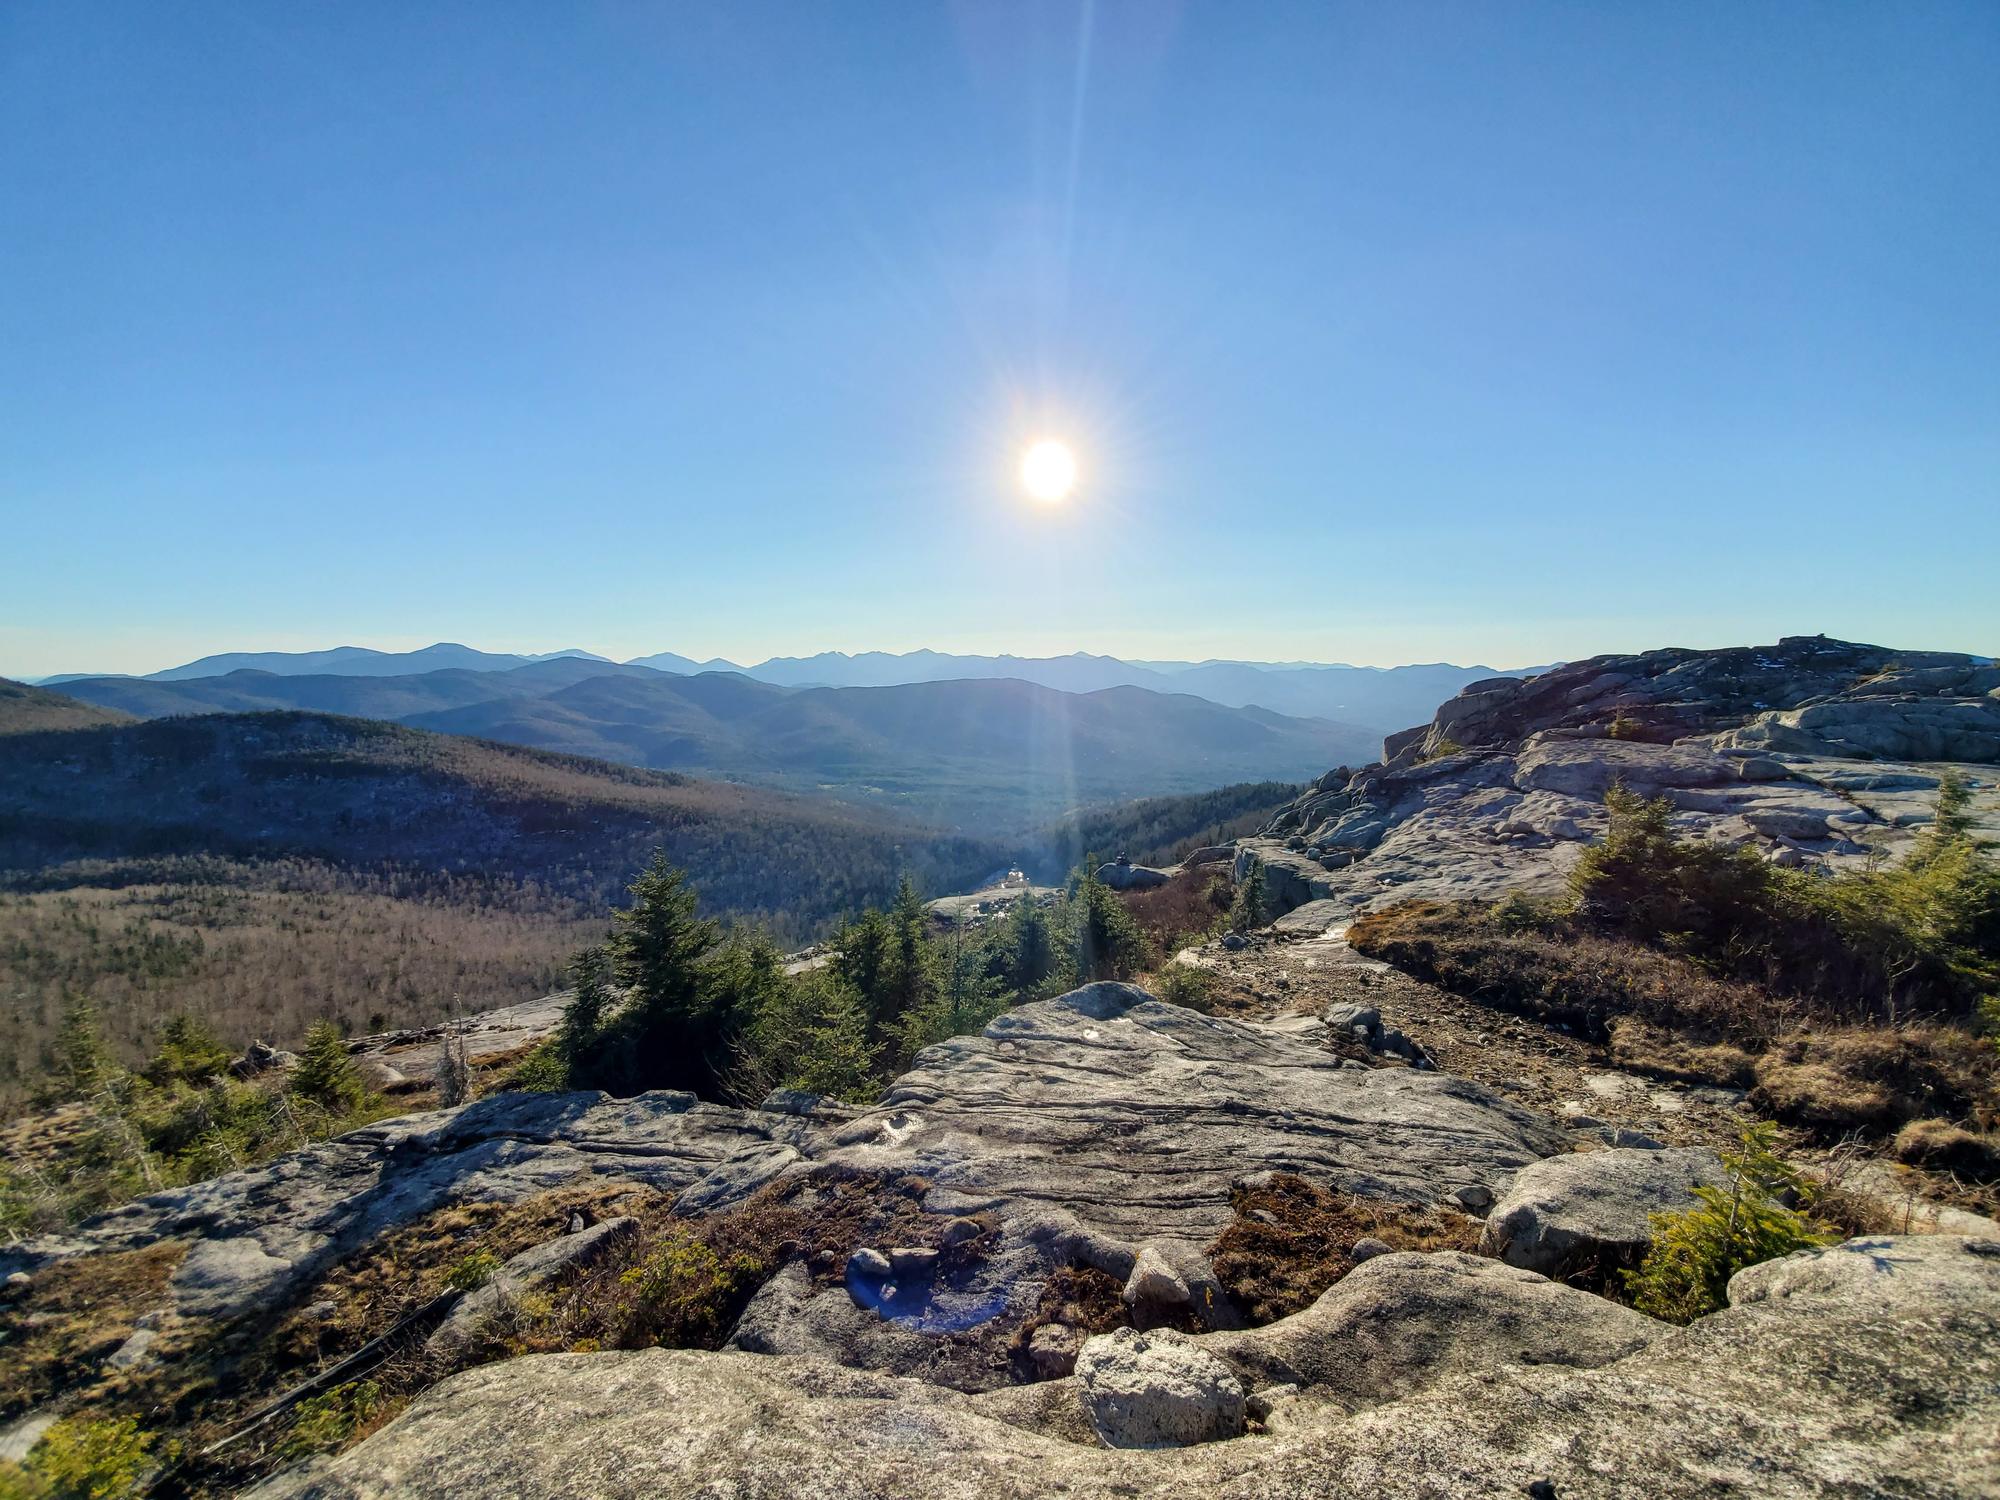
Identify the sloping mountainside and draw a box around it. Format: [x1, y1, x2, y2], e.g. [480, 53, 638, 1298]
[1028, 780, 1301, 871]
[0, 711, 1001, 919]
[1240, 636, 2000, 929]
[0, 710, 1005, 1081]
[59, 666, 1377, 828]
[0, 677, 134, 735]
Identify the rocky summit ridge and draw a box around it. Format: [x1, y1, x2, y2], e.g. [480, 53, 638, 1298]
[6, 635, 1999, 1497]
[1240, 635, 2000, 930]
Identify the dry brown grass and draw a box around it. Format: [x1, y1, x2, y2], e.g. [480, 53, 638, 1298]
[0, 1241, 186, 1421]
[1348, 899, 1787, 1045]
[1351, 899, 1998, 1146]
[1751, 1026, 1996, 1136]
[1207, 1173, 1481, 1324]
[1892, 1118, 2000, 1182]
[1607, 1017, 1757, 1088]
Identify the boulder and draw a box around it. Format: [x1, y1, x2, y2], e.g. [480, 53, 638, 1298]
[1073, 1327, 1246, 1448]
[1121, 1246, 1190, 1307]
[1025, 1322, 1082, 1379]
[1481, 1146, 1727, 1277]
[1094, 861, 1171, 892]
[817, 983, 1567, 1277]
[1199, 1249, 1659, 1408]
[847, 1247, 891, 1282]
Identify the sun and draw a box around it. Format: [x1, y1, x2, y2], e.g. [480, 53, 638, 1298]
[1020, 439, 1078, 503]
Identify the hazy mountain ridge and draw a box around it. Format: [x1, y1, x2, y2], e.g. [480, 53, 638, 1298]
[39, 644, 1540, 735]
[56, 664, 1381, 828]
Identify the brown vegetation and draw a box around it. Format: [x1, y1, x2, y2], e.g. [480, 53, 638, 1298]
[1892, 1118, 2000, 1182]
[1349, 900, 1998, 1144]
[1119, 868, 1233, 958]
[1207, 1173, 1481, 1324]
[0, 1242, 184, 1420]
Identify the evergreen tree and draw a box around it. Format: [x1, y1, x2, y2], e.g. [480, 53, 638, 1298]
[290, 1021, 364, 1115]
[50, 995, 111, 1102]
[730, 968, 879, 1103]
[602, 853, 724, 1094]
[144, 1014, 233, 1087]
[1230, 858, 1267, 933]
[1073, 873, 1151, 981]
[1007, 898, 1057, 993]
[554, 944, 617, 1080]
[832, 907, 899, 1042]
[885, 876, 938, 1028]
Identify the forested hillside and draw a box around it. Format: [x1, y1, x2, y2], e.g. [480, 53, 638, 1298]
[0, 711, 1006, 1092]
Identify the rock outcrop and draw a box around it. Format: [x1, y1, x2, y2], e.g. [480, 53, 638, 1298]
[249, 1234, 2000, 1498]
[5, 1089, 833, 1322]
[11, 985, 1564, 1344]
[1251, 638, 2000, 929]
[722, 982, 1566, 1379]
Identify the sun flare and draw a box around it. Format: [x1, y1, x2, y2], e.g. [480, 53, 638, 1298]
[1020, 439, 1078, 503]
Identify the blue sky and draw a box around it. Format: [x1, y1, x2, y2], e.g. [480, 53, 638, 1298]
[4, 2, 1996, 679]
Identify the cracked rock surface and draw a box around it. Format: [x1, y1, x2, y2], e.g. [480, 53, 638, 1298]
[249, 1234, 2000, 1498]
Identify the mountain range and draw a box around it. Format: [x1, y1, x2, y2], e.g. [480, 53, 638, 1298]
[41, 644, 1538, 736]
[52, 660, 1378, 829]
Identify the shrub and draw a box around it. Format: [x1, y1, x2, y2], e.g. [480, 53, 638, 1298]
[141, 1015, 233, 1087]
[1119, 870, 1232, 955]
[1072, 873, 1152, 980]
[616, 1227, 768, 1348]
[1568, 784, 1773, 955]
[1229, 859, 1266, 933]
[1158, 963, 1215, 1012]
[1572, 777, 1999, 1023]
[21, 1415, 154, 1499]
[499, 1040, 571, 1093]
[1622, 1123, 1834, 1323]
[277, 1380, 382, 1460]
[444, 1250, 503, 1293]
[728, 969, 880, 1103]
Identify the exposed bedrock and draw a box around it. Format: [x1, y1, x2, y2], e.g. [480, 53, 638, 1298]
[250, 1234, 2000, 1498]
[6, 985, 1566, 1339]
[1250, 637, 2000, 930]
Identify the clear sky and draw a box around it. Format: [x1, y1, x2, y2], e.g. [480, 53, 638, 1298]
[4, 2, 1996, 679]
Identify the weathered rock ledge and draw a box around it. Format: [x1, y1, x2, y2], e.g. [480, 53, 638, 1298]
[249, 1234, 2000, 1498]
[1248, 637, 2000, 928]
[5, 984, 1565, 1334]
